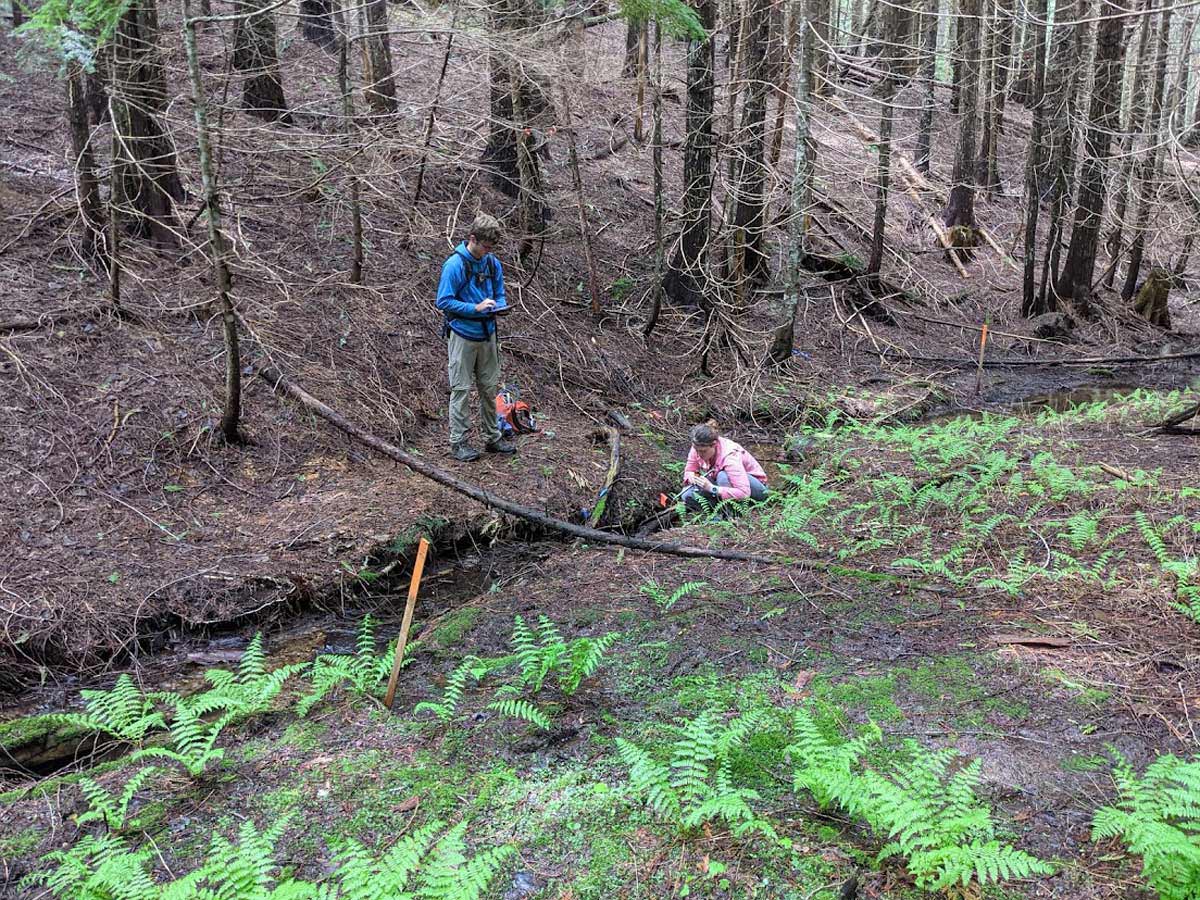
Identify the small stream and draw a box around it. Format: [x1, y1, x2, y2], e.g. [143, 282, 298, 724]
[0, 546, 505, 778]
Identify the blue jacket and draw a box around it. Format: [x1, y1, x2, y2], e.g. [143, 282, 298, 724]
[436, 242, 507, 341]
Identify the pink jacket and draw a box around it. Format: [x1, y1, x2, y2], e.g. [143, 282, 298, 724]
[684, 437, 768, 501]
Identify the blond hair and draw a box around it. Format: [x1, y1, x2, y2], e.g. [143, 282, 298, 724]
[468, 213, 502, 245]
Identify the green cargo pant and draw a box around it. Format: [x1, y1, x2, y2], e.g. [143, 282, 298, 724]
[447, 330, 501, 446]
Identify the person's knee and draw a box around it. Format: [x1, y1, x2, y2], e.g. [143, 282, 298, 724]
[716, 472, 731, 487]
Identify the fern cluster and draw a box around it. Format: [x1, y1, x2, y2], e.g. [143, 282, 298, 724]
[638, 578, 707, 613]
[50, 674, 171, 745]
[191, 634, 307, 721]
[75, 767, 162, 832]
[616, 709, 776, 838]
[415, 616, 618, 731]
[1136, 512, 1200, 619]
[29, 816, 513, 900]
[1092, 750, 1200, 900]
[787, 705, 1053, 890]
[298, 616, 419, 716]
[507, 614, 619, 697]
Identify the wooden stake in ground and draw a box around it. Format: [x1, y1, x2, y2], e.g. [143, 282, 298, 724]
[974, 322, 989, 394]
[384, 536, 430, 709]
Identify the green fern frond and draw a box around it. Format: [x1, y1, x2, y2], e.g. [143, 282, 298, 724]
[487, 699, 550, 730]
[75, 766, 161, 832]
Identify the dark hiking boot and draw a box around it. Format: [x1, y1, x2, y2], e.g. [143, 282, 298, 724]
[451, 443, 481, 462]
[485, 437, 517, 454]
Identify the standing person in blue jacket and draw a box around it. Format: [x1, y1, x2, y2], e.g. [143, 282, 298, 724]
[436, 213, 517, 462]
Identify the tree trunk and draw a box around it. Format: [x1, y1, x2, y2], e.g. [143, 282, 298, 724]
[359, 0, 396, 115]
[1054, 0, 1125, 311]
[86, 63, 108, 125]
[10, 0, 22, 28]
[770, 0, 815, 364]
[183, 0, 242, 445]
[1034, 0, 1084, 310]
[298, 0, 338, 49]
[1009, 5, 1035, 105]
[482, 0, 545, 198]
[624, 19, 642, 77]
[335, 2, 362, 283]
[950, 10, 961, 114]
[646, 25, 665, 336]
[768, 0, 795, 166]
[914, 0, 938, 174]
[1121, 4, 1173, 300]
[1188, 21, 1200, 146]
[942, 0, 980, 243]
[727, 0, 772, 285]
[664, 0, 715, 309]
[867, 1, 899, 275]
[66, 61, 107, 265]
[977, 0, 1012, 192]
[1102, 1, 1154, 288]
[233, 0, 292, 124]
[111, 0, 184, 245]
[1020, 0, 1050, 316]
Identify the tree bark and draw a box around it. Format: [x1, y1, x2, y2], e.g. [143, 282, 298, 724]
[1034, 0, 1083, 308]
[768, 0, 795, 167]
[942, 0, 980, 242]
[359, 0, 396, 115]
[298, 0, 338, 49]
[10, 0, 22, 28]
[663, 0, 716, 310]
[976, 0, 1012, 193]
[66, 61, 107, 265]
[183, 0, 242, 444]
[914, 0, 938, 174]
[950, 9, 961, 114]
[1121, 4, 1173, 300]
[770, 0, 815, 363]
[1020, 0, 1050, 317]
[482, 0, 545, 198]
[335, 3, 362, 284]
[648, 24, 665, 334]
[623, 19, 644, 77]
[1009, 5, 1035, 105]
[233, 0, 292, 123]
[1054, 0, 1125, 311]
[867, 1, 898, 275]
[111, 0, 184, 245]
[727, 0, 773, 285]
[1102, 1, 1153, 289]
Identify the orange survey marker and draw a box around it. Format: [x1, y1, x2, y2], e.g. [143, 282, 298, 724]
[384, 536, 430, 709]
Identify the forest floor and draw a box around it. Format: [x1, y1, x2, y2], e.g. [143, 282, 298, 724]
[3, 3, 1200, 898]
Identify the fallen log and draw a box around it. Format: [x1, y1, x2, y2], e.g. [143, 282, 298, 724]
[1159, 397, 1200, 432]
[259, 366, 784, 565]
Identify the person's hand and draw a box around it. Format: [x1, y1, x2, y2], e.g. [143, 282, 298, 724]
[474, 298, 497, 313]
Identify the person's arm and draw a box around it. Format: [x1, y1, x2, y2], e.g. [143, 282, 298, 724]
[492, 256, 508, 309]
[683, 447, 703, 484]
[716, 454, 751, 501]
[435, 258, 485, 318]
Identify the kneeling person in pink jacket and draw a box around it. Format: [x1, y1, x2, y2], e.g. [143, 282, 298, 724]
[681, 423, 769, 514]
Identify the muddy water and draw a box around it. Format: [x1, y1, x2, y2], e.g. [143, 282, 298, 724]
[1006, 384, 1144, 414]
